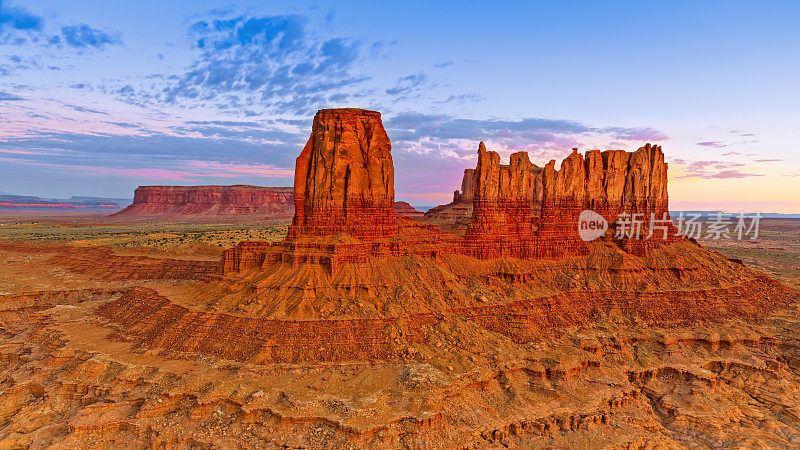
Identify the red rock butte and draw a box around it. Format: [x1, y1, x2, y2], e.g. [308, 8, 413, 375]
[224, 112, 675, 273]
[92, 107, 793, 366]
[288, 108, 397, 240]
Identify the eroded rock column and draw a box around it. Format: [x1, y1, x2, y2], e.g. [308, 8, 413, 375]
[288, 108, 398, 240]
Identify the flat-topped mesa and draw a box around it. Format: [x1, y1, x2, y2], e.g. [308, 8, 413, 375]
[287, 108, 398, 240]
[112, 185, 294, 217]
[462, 142, 537, 259]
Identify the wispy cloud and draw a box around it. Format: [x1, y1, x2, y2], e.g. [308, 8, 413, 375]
[434, 93, 485, 104]
[672, 158, 763, 179]
[117, 13, 376, 115]
[386, 72, 427, 96]
[57, 24, 122, 48]
[64, 103, 110, 115]
[0, 90, 24, 101]
[697, 141, 726, 148]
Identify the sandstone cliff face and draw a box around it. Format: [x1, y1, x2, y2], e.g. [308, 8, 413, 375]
[540, 144, 668, 218]
[432, 160, 543, 224]
[462, 143, 673, 259]
[288, 108, 398, 240]
[112, 185, 294, 218]
[453, 169, 477, 203]
[463, 143, 537, 259]
[538, 144, 672, 256]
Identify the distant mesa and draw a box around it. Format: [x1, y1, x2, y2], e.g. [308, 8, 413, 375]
[394, 201, 424, 218]
[111, 185, 294, 218]
[0, 193, 130, 211]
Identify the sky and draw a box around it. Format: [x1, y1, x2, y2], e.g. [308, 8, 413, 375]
[1, 0, 799, 212]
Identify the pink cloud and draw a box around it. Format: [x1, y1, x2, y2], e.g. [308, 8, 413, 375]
[697, 141, 727, 148]
[186, 161, 294, 177]
[0, 156, 293, 182]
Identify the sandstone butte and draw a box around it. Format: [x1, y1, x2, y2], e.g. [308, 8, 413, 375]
[3, 107, 800, 448]
[86, 106, 789, 360]
[112, 184, 294, 218]
[289, 108, 397, 240]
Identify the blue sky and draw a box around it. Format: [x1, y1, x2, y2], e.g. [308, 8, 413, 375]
[1, 0, 799, 211]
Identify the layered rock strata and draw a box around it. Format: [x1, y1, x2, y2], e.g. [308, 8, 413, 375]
[223, 109, 451, 275]
[457, 143, 675, 259]
[428, 163, 543, 224]
[537, 144, 675, 257]
[112, 185, 294, 218]
[393, 201, 424, 218]
[462, 143, 538, 259]
[288, 108, 397, 240]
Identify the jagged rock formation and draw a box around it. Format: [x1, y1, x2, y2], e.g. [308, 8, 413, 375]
[452, 169, 477, 204]
[424, 170, 477, 225]
[393, 201, 424, 218]
[427, 162, 544, 225]
[427, 143, 675, 259]
[288, 108, 397, 240]
[537, 144, 674, 257]
[112, 185, 294, 218]
[462, 143, 538, 259]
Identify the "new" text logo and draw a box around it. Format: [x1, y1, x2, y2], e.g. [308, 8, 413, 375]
[578, 210, 608, 241]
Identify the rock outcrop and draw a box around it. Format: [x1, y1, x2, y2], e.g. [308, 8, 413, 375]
[288, 108, 397, 240]
[222, 109, 452, 276]
[452, 169, 477, 203]
[453, 143, 674, 259]
[537, 144, 673, 257]
[394, 201, 424, 218]
[462, 143, 538, 259]
[112, 185, 294, 218]
[427, 162, 543, 225]
[423, 169, 477, 225]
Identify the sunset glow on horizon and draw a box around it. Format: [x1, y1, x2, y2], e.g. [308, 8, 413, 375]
[2, 0, 799, 212]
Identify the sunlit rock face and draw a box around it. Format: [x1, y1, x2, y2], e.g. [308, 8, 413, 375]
[288, 108, 398, 240]
[462, 142, 538, 259]
[537, 144, 673, 257]
[461, 143, 674, 259]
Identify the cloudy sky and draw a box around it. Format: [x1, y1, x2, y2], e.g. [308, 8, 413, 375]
[1, 0, 799, 212]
